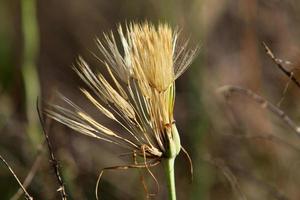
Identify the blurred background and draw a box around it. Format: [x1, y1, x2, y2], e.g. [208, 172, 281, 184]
[1, 0, 300, 199]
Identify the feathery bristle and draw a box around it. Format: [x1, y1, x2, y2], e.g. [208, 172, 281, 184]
[128, 23, 174, 92]
[46, 22, 197, 158]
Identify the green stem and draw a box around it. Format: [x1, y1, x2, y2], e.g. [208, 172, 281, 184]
[163, 124, 181, 200]
[165, 157, 176, 200]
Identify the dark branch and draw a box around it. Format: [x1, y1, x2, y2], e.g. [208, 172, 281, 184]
[36, 99, 68, 200]
[262, 42, 300, 89]
[218, 85, 300, 137]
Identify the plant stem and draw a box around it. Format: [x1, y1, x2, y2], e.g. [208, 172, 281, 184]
[165, 157, 176, 200]
[21, 0, 41, 147]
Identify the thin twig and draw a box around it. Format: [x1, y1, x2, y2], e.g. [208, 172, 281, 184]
[202, 155, 247, 200]
[230, 133, 300, 154]
[218, 85, 300, 137]
[95, 160, 161, 200]
[230, 163, 289, 200]
[262, 42, 300, 89]
[10, 142, 44, 200]
[0, 154, 33, 200]
[277, 72, 294, 107]
[203, 155, 289, 200]
[37, 100, 68, 200]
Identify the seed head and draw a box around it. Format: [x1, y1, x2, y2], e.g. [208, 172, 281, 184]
[46, 22, 197, 160]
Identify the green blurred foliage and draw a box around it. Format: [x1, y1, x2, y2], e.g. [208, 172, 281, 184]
[0, 1, 14, 92]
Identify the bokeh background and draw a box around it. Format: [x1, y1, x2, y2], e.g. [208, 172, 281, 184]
[1, 0, 300, 199]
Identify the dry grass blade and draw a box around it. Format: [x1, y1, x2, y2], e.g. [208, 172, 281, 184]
[262, 42, 300, 89]
[0, 154, 33, 200]
[218, 85, 300, 137]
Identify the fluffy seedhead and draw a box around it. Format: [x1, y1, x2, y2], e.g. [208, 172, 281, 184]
[46, 22, 197, 161]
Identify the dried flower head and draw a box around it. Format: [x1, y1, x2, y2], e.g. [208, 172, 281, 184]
[46, 22, 197, 166]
